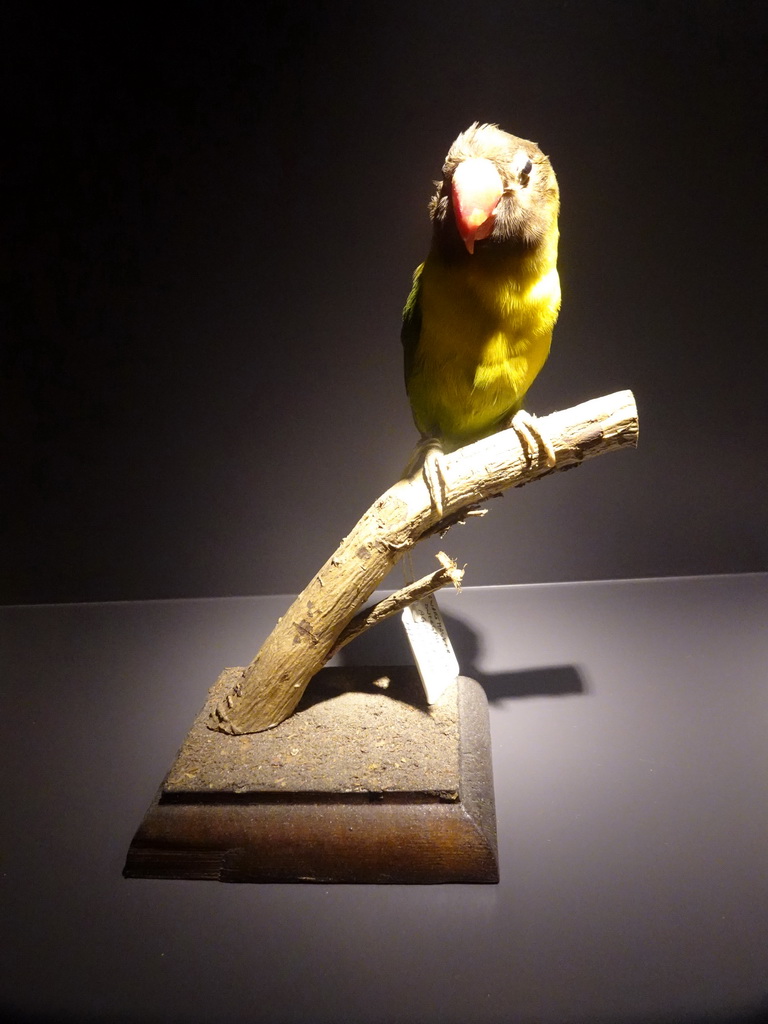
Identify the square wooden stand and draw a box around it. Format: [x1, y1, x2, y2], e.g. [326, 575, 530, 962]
[124, 665, 498, 884]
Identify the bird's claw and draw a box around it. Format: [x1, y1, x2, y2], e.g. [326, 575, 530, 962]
[404, 437, 447, 517]
[422, 446, 447, 518]
[509, 410, 556, 468]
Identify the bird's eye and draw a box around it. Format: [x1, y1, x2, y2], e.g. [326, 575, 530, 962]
[519, 158, 533, 185]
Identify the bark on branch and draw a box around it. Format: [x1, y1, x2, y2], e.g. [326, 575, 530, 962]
[330, 551, 464, 656]
[209, 389, 638, 735]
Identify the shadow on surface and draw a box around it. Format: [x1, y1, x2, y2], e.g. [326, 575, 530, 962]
[334, 605, 587, 704]
[480, 663, 586, 702]
[445, 611, 587, 702]
[296, 664, 431, 716]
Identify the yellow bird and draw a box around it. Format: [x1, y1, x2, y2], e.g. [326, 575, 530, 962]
[402, 122, 561, 513]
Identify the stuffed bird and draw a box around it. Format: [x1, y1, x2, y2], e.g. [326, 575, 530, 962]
[402, 122, 561, 513]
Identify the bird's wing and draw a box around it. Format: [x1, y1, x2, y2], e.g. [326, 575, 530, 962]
[401, 262, 424, 388]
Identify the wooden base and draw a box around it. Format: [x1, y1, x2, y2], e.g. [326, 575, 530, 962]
[124, 666, 498, 884]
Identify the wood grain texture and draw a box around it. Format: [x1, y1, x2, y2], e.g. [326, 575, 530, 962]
[124, 672, 498, 884]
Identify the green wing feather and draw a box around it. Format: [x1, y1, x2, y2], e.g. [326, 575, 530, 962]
[400, 263, 423, 390]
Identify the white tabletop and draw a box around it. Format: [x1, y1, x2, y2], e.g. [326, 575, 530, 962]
[2, 574, 767, 1023]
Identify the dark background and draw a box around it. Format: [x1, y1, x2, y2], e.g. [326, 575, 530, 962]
[4, 0, 767, 605]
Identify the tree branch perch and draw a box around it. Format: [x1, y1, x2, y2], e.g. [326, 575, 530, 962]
[209, 389, 638, 735]
[330, 551, 464, 656]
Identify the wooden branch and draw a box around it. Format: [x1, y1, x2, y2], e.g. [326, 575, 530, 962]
[330, 551, 464, 656]
[209, 389, 638, 735]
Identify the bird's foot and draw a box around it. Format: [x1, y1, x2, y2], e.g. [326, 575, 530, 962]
[422, 445, 447, 517]
[507, 410, 556, 468]
[403, 436, 447, 517]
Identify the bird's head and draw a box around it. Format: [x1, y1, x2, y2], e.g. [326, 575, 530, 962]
[429, 122, 559, 260]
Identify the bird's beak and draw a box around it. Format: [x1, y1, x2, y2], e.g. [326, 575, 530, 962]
[451, 158, 504, 254]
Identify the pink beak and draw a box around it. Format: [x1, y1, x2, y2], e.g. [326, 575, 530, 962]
[451, 157, 504, 254]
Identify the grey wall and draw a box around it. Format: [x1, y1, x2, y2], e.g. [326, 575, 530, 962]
[4, 0, 767, 604]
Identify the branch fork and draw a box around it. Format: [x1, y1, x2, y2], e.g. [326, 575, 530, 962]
[209, 389, 638, 734]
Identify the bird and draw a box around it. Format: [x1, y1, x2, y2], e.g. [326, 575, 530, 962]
[402, 122, 561, 515]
